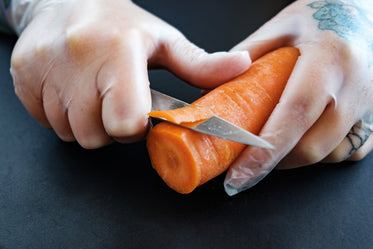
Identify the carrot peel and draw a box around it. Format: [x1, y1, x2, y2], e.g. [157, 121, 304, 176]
[148, 103, 214, 125]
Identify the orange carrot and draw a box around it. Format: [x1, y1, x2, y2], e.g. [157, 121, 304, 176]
[147, 47, 300, 194]
[149, 103, 214, 125]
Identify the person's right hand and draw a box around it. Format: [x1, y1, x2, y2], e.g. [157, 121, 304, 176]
[10, 0, 251, 148]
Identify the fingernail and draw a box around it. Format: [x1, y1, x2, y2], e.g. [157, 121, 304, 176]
[224, 180, 251, 197]
[224, 171, 270, 196]
[223, 168, 254, 196]
[224, 182, 239, 196]
[224, 176, 254, 196]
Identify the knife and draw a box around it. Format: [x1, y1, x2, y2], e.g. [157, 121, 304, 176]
[150, 89, 274, 149]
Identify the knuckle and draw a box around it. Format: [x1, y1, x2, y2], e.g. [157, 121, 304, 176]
[65, 27, 94, 58]
[10, 54, 23, 71]
[167, 34, 206, 60]
[65, 25, 130, 59]
[34, 41, 51, 58]
[11, 47, 27, 71]
[282, 99, 315, 130]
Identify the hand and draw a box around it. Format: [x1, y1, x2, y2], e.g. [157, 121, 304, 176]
[10, 0, 251, 149]
[224, 0, 373, 195]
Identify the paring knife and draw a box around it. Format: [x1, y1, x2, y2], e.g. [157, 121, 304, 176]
[150, 89, 274, 149]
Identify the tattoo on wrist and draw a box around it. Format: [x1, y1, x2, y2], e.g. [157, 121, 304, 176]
[308, 0, 373, 53]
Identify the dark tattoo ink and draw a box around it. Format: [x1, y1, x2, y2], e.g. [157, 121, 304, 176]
[346, 119, 373, 157]
[308, 1, 373, 158]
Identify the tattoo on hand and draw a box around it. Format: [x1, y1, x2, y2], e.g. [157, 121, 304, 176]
[308, 0, 373, 53]
[346, 120, 372, 157]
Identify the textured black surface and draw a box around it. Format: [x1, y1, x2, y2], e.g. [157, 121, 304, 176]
[1, 1, 372, 249]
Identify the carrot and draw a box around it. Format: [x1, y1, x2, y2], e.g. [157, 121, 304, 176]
[149, 103, 214, 125]
[147, 47, 300, 194]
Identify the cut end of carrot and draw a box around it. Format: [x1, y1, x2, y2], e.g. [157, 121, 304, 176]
[146, 123, 202, 194]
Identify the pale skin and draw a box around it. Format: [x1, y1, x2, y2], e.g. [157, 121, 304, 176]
[10, 0, 251, 149]
[224, 0, 373, 195]
[8, 0, 373, 195]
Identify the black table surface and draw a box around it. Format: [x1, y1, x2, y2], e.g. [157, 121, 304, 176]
[1, 1, 372, 248]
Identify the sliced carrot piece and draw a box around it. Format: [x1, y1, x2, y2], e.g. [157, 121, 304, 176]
[149, 103, 214, 125]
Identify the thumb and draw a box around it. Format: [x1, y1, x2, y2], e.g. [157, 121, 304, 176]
[155, 34, 251, 89]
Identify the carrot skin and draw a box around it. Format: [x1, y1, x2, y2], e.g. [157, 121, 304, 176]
[147, 47, 300, 194]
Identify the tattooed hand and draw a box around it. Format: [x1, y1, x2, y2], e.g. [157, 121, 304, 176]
[224, 0, 373, 195]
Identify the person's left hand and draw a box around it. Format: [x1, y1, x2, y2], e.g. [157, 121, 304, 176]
[224, 0, 373, 195]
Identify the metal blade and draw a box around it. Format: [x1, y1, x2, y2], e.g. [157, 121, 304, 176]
[151, 89, 189, 111]
[150, 89, 274, 149]
[188, 116, 274, 149]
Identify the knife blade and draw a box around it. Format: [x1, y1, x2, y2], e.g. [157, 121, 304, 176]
[150, 89, 274, 149]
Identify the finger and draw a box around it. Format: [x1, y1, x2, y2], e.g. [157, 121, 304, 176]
[277, 103, 354, 168]
[324, 120, 373, 162]
[10, 15, 64, 129]
[153, 33, 252, 89]
[348, 134, 373, 161]
[42, 80, 75, 142]
[278, 83, 356, 169]
[11, 43, 51, 128]
[67, 73, 112, 149]
[98, 38, 151, 143]
[224, 48, 337, 196]
[11, 67, 51, 129]
[348, 114, 373, 160]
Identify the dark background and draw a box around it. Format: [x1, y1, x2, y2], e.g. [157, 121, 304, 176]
[1, 0, 372, 248]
